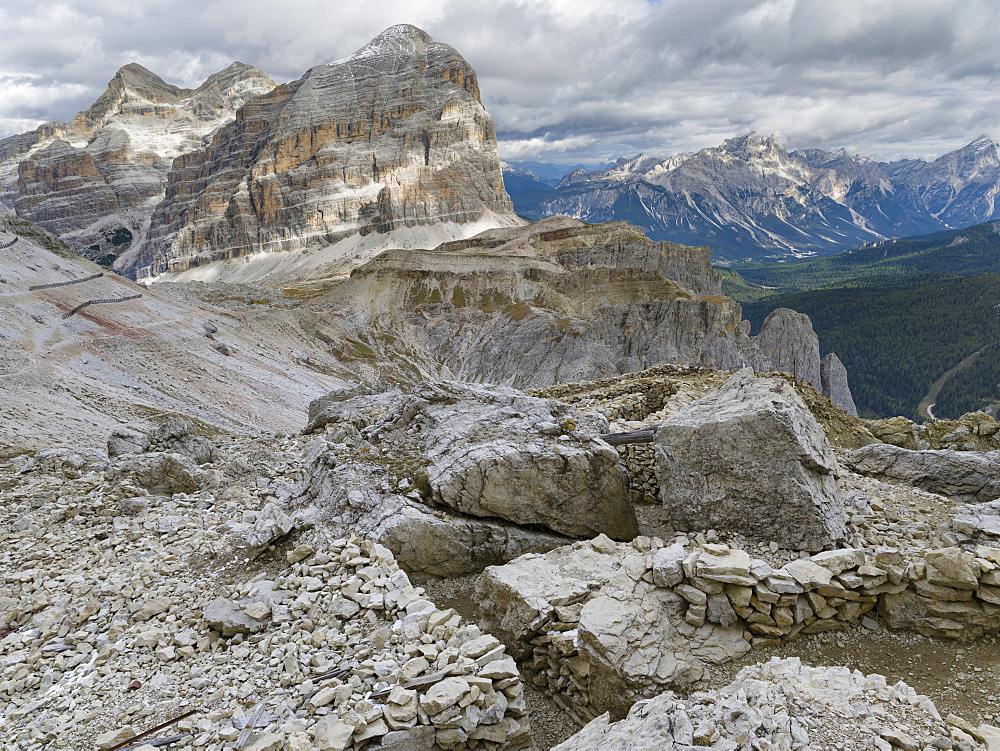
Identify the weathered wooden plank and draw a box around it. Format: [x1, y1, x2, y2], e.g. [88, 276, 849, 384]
[599, 425, 660, 446]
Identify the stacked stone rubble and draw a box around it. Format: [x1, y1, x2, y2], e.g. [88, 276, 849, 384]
[478, 535, 1000, 725]
[0, 438, 533, 750]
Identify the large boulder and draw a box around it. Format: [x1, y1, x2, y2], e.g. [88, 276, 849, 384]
[296, 381, 637, 575]
[413, 382, 635, 539]
[845, 443, 1000, 503]
[653, 369, 846, 551]
[145, 417, 215, 464]
[107, 416, 215, 464]
[108, 452, 210, 495]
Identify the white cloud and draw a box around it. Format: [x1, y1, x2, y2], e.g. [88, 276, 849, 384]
[0, 0, 998, 163]
[499, 134, 598, 160]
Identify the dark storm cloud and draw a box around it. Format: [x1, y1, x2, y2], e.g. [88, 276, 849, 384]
[0, 0, 997, 163]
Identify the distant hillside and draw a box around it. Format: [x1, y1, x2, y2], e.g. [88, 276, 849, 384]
[726, 220, 1000, 297]
[740, 274, 1000, 420]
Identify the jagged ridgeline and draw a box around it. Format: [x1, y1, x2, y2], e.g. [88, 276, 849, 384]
[509, 135, 1000, 262]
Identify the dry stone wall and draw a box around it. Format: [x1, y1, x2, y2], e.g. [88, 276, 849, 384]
[531, 363, 877, 506]
[476, 535, 1000, 726]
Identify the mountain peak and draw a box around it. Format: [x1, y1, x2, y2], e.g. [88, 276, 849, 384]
[963, 134, 996, 151]
[340, 24, 436, 63]
[111, 63, 181, 96]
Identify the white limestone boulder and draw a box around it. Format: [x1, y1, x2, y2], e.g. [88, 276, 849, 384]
[654, 369, 846, 551]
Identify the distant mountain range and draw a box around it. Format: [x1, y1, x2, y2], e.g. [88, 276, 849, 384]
[505, 134, 1000, 261]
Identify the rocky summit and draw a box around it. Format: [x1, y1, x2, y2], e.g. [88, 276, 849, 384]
[0, 62, 277, 265]
[0, 25, 517, 282]
[123, 24, 516, 281]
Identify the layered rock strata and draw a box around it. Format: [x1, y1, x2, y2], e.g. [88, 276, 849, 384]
[654, 369, 846, 551]
[476, 534, 1000, 726]
[846, 444, 1000, 504]
[125, 25, 515, 278]
[295, 381, 637, 575]
[0, 63, 276, 263]
[308, 217, 856, 393]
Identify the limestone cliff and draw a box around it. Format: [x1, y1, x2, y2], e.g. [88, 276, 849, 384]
[304, 217, 851, 391]
[0, 62, 276, 264]
[121, 24, 516, 280]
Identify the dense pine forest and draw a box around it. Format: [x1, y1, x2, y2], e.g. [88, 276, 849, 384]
[727, 221, 1000, 421]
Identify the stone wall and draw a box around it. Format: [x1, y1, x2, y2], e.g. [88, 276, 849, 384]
[477, 535, 1000, 726]
[532, 363, 876, 505]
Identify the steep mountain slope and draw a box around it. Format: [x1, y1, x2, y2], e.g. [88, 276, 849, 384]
[120, 24, 518, 281]
[0, 63, 277, 265]
[0, 214, 344, 453]
[513, 135, 1000, 261]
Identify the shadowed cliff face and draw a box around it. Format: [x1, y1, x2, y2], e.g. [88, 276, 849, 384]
[121, 24, 515, 280]
[303, 217, 833, 390]
[0, 62, 277, 265]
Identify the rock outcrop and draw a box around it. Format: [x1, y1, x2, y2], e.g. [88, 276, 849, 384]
[296, 381, 637, 575]
[303, 216, 856, 393]
[108, 416, 215, 464]
[868, 412, 1000, 452]
[0, 62, 276, 263]
[745, 308, 821, 386]
[554, 658, 969, 751]
[845, 444, 1000, 503]
[821, 351, 858, 416]
[654, 370, 846, 551]
[123, 25, 516, 279]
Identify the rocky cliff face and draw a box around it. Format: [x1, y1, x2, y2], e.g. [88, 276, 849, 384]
[304, 217, 851, 392]
[511, 134, 1000, 260]
[120, 24, 516, 280]
[0, 63, 277, 264]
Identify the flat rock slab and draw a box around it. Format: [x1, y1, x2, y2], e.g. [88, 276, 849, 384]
[298, 381, 637, 575]
[416, 381, 636, 540]
[475, 537, 749, 718]
[845, 443, 1000, 503]
[654, 369, 846, 551]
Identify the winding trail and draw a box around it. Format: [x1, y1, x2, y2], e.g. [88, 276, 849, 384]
[918, 347, 985, 421]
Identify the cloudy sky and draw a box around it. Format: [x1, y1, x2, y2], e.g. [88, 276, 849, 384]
[1, 0, 997, 165]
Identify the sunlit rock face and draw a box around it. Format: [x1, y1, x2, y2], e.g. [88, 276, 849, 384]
[0, 62, 277, 264]
[123, 24, 515, 279]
